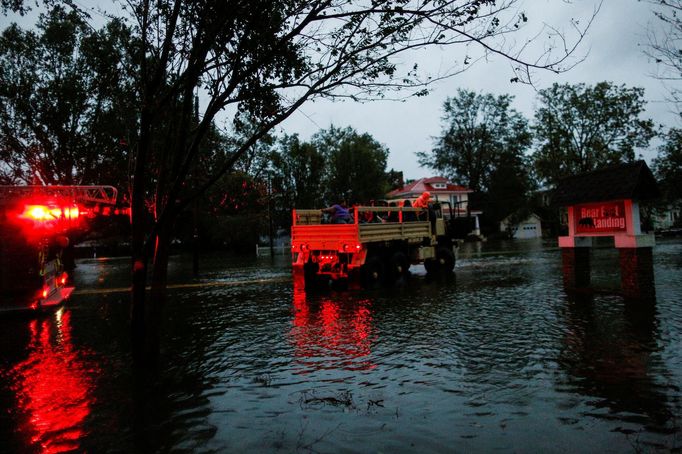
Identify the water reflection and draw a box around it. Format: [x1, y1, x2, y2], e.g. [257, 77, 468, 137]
[2, 242, 681, 452]
[558, 295, 676, 434]
[8, 309, 99, 453]
[290, 274, 375, 372]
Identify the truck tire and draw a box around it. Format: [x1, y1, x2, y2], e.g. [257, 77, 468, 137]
[331, 277, 349, 291]
[425, 247, 455, 275]
[361, 256, 384, 289]
[386, 251, 409, 284]
[437, 246, 455, 272]
[424, 258, 438, 275]
[303, 260, 319, 285]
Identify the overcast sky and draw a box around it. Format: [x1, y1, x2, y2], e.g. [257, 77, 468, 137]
[276, 0, 679, 182]
[4, 0, 676, 183]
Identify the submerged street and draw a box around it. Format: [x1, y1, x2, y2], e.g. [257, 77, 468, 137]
[1, 239, 681, 452]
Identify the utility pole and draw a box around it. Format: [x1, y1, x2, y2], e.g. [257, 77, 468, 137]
[192, 93, 200, 276]
[267, 171, 274, 258]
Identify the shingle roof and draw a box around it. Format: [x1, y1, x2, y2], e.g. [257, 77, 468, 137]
[387, 177, 471, 198]
[551, 160, 660, 206]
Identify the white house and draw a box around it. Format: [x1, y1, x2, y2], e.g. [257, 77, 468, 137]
[653, 204, 681, 231]
[500, 213, 543, 239]
[386, 176, 482, 237]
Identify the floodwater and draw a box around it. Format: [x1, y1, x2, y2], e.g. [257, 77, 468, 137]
[1, 239, 681, 453]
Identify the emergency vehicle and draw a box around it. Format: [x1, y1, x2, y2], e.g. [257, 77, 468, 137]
[291, 202, 460, 288]
[0, 185, 118, 312]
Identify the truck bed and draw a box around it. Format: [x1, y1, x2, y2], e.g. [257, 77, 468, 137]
[292, 208, 431, 250]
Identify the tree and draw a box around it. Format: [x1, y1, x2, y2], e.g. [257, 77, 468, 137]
[0, 6, 137, 186]
[483, 151, 536, 229]
[2, 0, 596, 362]
[417, 89, 532, 192]
[203, 171, 266, 252]
[228, 113, 275, 178]
[270, 133, 326, 228]
[313, 126, 390, 204]
[385, 169, 404, 192]
[533, 82, 655, 186]
[653, 128, 682, 204]
[645, 0, 682, 115]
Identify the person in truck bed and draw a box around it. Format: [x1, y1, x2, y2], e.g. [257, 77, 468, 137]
[413, 191, 431, 220]
[322, 201, 352, 224]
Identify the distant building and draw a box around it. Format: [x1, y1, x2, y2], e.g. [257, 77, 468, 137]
[500, 213, 543, 239]
[387, 176, 482, 237]
[653, 203, 681, 231]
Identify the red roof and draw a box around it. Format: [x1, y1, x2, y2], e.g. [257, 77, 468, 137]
[386, 177, 472, 198]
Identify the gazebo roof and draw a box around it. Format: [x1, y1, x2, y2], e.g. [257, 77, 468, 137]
[551, 160, 660, 206]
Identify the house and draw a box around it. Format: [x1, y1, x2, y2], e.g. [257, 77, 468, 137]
[386, 176, 482, 237]
[653, 203, 681, 231]
[500, 213, 543, 239]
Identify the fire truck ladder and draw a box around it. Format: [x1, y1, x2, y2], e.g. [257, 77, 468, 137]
[0, 185, 118, 205]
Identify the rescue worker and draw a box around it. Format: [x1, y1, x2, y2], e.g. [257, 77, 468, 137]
[413, 191, 431, 209]
[412, 191, 431, 220]
[322, 201, 352, 224]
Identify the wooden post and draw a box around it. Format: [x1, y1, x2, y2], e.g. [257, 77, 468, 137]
[561, 247, 591, 290]
[619, 247, 655, 300]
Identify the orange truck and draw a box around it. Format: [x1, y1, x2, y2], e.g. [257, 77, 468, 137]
[291, 202, 460, 288]
[0, 185, 118, 312]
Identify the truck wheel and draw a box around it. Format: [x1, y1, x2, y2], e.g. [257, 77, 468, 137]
[331, 277, 349, 291]
[361, 256, 384, 288]
[437, 246, 455, 272]
[425, 247, 455, 275]
[424, 258, 438, 275]
[303, 261, 319, 286]
[387, 251, 410, 284]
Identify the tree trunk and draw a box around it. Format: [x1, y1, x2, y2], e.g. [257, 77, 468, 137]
[148, 224, 171, 360]
[130, 245, 149, 366]
[130, 223, 172, 366]
[131, 98, 152, 365]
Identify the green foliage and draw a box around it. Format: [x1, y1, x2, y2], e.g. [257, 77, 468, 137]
[533, 82, 655, 186]
[484, 152, 537, 226]
[268, 133, 325, 230]
[229, 114, 275, 179]
[269, 127, 395, 229]
[653, 128, 682, 203]
[0, 6, 137, 185]
[271, 133, 325, 210]
[385, 169, 404, 191]
[313, 126, 391, 205]
[198, 172, 266, 251]
[417, 89, 532, 192]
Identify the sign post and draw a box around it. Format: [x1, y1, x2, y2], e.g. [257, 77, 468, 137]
[553, 162, 659, 300]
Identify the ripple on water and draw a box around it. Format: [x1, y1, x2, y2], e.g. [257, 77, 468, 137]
[1, 241, 682, 452]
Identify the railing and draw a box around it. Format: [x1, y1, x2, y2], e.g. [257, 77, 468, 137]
[0, 185, 118, 205]
[293, 205, 427, 226]
[256, 244, 290, 256]
[291, 205, 432, 249]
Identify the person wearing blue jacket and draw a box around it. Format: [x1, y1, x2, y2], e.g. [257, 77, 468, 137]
[322, 202, 352, 224]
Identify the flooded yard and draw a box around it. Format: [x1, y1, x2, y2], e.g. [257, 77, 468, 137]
[1, 239, 681, 452]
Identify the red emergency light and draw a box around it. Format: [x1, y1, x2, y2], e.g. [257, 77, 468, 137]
[14, 200, 81, 236]
[20, 204, 79, 222]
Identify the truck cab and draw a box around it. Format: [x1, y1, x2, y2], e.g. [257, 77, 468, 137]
[0, 186, 118, 313]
